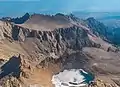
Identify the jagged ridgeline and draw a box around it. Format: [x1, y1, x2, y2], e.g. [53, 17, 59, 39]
[0, 13, 120, 87]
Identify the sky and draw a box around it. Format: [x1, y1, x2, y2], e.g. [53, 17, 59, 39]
[0, 0, 120, 17]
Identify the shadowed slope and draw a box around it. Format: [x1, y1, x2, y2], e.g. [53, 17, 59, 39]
[0, 55, 21, 79]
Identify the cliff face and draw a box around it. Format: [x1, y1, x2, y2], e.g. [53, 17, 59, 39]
[0, 20, 94, 60]
[0, 14, 120, 87]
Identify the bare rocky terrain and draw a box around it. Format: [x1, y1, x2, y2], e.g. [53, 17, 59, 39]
[0, 13, 120, 87]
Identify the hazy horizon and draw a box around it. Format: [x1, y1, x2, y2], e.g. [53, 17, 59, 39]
[0, 0, 120, 17]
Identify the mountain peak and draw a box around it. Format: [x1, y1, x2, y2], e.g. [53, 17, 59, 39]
[1, 13, 30, 24]
[87, 17, 96, 21]
[19, 13, 74, 30]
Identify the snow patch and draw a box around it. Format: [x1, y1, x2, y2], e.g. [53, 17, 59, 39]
[52, 69, 94, 87]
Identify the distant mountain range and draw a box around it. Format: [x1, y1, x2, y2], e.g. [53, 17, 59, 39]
[73, 12, 120, 45]
[1, 13, 30, 24]
[1, 12, 120, 44]
[73, 12, 120, 26]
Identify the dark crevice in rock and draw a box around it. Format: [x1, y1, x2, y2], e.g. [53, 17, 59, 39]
[12, 25, 20, 40]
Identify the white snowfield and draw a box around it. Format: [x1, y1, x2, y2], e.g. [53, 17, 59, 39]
[52, 69, 93, 87]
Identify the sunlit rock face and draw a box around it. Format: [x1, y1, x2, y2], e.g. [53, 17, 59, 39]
[52, 69, 94, 87]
